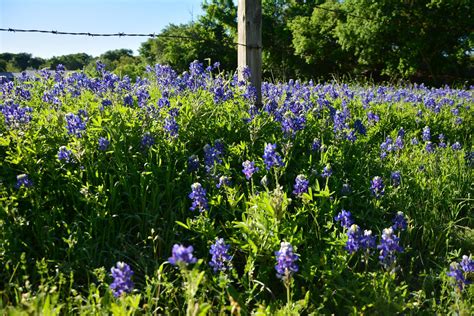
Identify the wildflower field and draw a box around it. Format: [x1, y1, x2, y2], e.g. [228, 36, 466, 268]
[0, 61, 473, 314]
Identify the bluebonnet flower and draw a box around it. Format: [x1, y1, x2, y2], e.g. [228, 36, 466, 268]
[0, 101, 33, 128]
[204, 144, 223, 172]
[123, 94, 133, 107]
[460, 255, 474, 272]
[395, 136, 404, 150]
[346, 129, 357, 142]
[321, 165, 332, 178]
[217, 176, 231, 188]
[397, 128, 405, 138]
[377, 227, 403, 269]
[209, 238, 232, 273]
[65, 113, 87, 138]
[101, 99, 112, 108]
[141, 132, 155, 148]
[58, 146, 73, 163]
[359, 230, 376, 250]
[275, 242, 299, 279]
[367, 111, 380, 123]
[354, 119, 366, 135]
[392, 211, 407, 231]
[447, 262, 469, 290]
[391, 171, 401, 187]
[189, 182, 208, 212]
[164, 116, 179, 137]
[311, 138, 321, 152]
[96, 60, 106, 73]
[169, 244, 197, 266]
[334, 209, 354, 229]
[345, 224, 361, 253]
[242, 160, 258, 180]
[411, 137, 419, 145]
[98, 137, 110, 151]
[425, 141, 435, 153]
[438, 134, 447, 148]
[451, 142, 461, 150]
[422, 126, 431, 141]
[15, 174, 33, 189]
[187, 155, 200, 173]
[262, 143, 284, 170]
[110, 262, 134, 297]
[293, 174, 309, 196]
[455, 117, 462, 125]
[370, 176, 384, 198]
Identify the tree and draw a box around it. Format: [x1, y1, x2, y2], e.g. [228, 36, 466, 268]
[335, 0, 474, 82]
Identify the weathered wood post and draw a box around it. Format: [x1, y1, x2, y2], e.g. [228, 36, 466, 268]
[238, 0, 262, 105]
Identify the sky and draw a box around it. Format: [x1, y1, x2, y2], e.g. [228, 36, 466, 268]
[0, 0, 205, 58]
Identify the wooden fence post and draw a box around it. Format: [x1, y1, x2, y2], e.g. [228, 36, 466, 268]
[238, 0, 262, 105]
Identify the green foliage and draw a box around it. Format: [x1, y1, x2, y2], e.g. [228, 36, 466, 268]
[0, 61, 472, 313]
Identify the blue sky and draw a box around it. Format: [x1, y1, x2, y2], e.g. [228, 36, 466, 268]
[0, 0, 205, 58]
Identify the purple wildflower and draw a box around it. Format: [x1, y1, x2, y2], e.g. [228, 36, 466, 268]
[187, 155, 200, 173]
[141, 132, 155, 148]
[275, 242, 299, 279]
[392, 211, 407, 231]
[164, 116, 179, 137]
[311, 138, 321, 152]
[345, 224, 361, 253]
[422, 126, 431, 141]
[65, 113, 87, 138]
[341, 183, 352, 195]
[334, 209, 354, 229]
[377, 227, 403, 269]
[321, 165, 332, 178]
[110, 262, 134, 297]
[204, 144, 223, 172]
[189, 182, 208, 212]
[370, 176, 384, 198]
[15, 174, 33, 189]
[169, 244, 197, 266]
[209, 238, 232, 273]
[425, 141, 435, 153]
[58, 146, 73, 163]
[451, 142, 462, 150]
[447, 263, 468, 290]
[391, 171, 401, 187]
[293, 174, 309, 196]
[98, 137, 110, 151]
[242, 160, 258, 180]
[217, 176, 231, 188]
[460, 255, 474, 272]
[262, 143, 284, 170]
[360, 230, 376, 250]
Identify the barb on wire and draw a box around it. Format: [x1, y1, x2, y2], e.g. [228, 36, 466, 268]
[0, 28, 203, 40]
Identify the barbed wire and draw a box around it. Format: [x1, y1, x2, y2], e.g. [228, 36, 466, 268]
[0, 28, 258, 48]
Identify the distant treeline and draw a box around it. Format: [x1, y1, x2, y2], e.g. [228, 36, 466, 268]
[0, 49, 143, 80]
[2, 0, 473, 85]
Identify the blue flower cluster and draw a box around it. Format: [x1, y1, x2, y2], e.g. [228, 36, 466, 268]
[169, 244, 197, 266]
[204, 141, 224, 173]
[263, 143, 284, 170]
[242, 160, 258, 180]
[15, 174, 33, 189]
[377, 227, 403, 269]
[370, 176, 384, 199]
[65, 112, 87, 138]
[110, 262, 134, 297]
[58, 146, 73, 163]
[293, 174, 309, 196]
[209, 238, 232, 273]
[0, 101, 32, 128]
[98, 137, 110, 151]
[189, 182, 208, 212]
[447, 255, 473, 290]
[275, 242, 299, 279]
